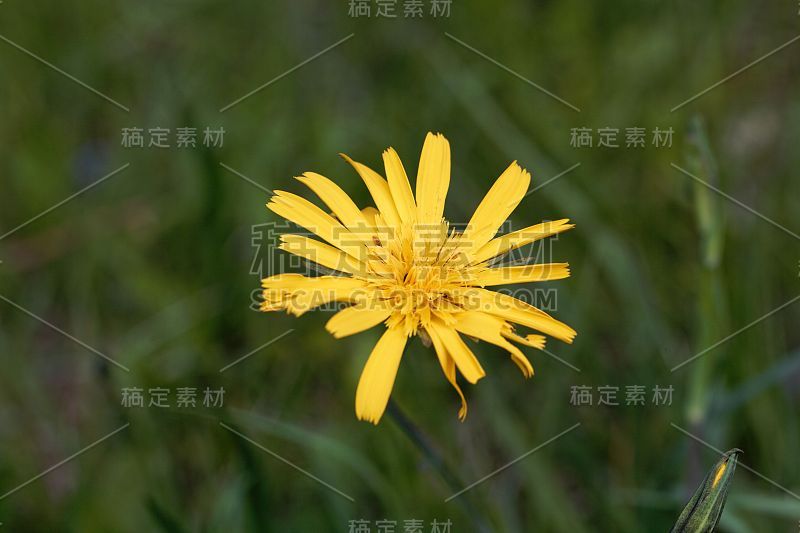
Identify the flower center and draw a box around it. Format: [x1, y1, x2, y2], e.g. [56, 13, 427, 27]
[363, 224, 472, 334]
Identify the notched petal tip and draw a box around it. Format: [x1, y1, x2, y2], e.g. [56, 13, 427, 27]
[507, 160, 529, 176]
[265, 189, 290, 211]
[356, 412, 381, 425]
[524, 334, 547, 350]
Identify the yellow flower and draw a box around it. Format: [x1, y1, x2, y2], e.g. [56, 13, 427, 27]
[261, 132, 576, 424]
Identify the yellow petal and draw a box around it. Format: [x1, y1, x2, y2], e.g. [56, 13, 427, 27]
[279, 235, 367, 276]
[503, 331, 547, 350]
[261, 273, 366, 290]
[457, 288, 577, 343]
[326, 304, 392, 338]
[473, 263, 571, 286]
[261, 274, 370, 316]
[454, 311, 533, 378]
[415, 132, 451, 226]
[509, 353, 535, 376]
[429, 322, 485, 384]
[295, 172, 369, 230]
[355, 326, 408, 424]
[267, 191, 367, 261]
[428, 326, 468, 420]
[360, 207, 380, 228]
[383, 147, 416, 224]
[340, 153, 400, 227]
[472, 219, 575, 265]
[462, 162, 531, 256]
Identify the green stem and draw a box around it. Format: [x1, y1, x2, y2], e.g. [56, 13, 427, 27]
[387, 400, 492, 532]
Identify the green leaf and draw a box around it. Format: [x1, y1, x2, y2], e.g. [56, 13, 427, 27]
[671, 449, 742, 532]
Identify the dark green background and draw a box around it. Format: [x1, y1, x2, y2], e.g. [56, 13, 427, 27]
[1, 1, 799, 531]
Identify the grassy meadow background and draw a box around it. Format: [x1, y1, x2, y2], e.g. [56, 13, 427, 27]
[1, 1, 799, 531]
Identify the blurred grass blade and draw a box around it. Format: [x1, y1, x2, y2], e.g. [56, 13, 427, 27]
[146, 497, 190, 533]
[685, 114, 728, 426]
[686, 115, 724, 269]
[226, 423, 273, 533]
[671, 449, 741, 532]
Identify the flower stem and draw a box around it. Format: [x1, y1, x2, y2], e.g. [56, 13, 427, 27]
[387, 399, 491, 532]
